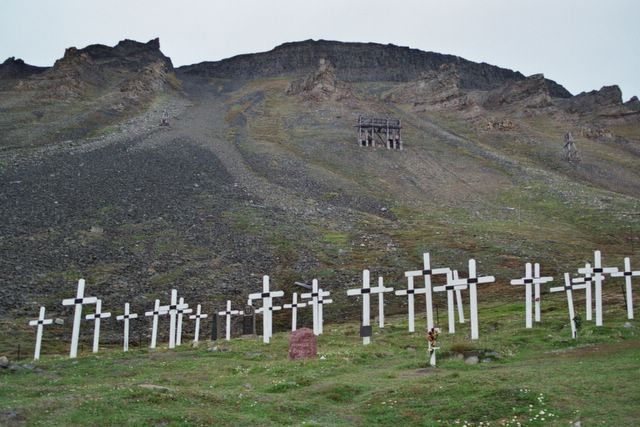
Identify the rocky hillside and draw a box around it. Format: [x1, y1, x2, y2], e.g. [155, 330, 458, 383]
[0, 38, 638, 341]
[0, 38, 181, 148]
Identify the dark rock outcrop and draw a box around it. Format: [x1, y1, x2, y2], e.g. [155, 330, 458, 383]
[0, 57, 47, 79]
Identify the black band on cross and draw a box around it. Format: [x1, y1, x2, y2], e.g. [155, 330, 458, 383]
[261, 292, 270, 298]
[169, 305, 177, 310]
[74, 298, 84, 304]
[311, 293, 318, 297]
[360, 288, 371, 294]
[468, 278, 478, 284]
[153, 311, 160, 315]
[38, 320, 45, 325]
[593, 268, 603, 274]
[445, 285, 455, 291]
[123, 315, 131, 319]
[624, 271, 632, 276]
[423, 269, 432, 275]
[524, 279, 533, 284]
[406, 289, 415, 294]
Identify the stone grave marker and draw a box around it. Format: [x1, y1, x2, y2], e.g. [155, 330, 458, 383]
[288, 328, 317, 360]
[242, 304, 256, 335]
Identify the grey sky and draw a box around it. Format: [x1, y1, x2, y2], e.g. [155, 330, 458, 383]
[2, 0, 639, 99]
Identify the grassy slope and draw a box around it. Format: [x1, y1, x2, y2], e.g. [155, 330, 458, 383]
[1, 297, 638, 426]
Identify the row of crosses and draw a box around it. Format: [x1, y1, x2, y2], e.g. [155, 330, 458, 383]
[28, 250, 638, 360]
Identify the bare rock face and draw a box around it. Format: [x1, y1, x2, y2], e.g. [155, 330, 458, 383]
[286, 58, 352, 101]
[15, 38, 176, 102]
[383, 64, 470, 111]
[483, 73, 553, 110]
[288, 328, 317, 360]
[564, 85, 623, 114]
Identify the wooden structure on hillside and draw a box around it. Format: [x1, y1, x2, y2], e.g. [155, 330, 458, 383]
[561, 132, 580, 164]
[357, 116, 403, 150]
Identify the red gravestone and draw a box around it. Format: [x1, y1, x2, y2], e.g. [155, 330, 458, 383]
[288, 328, 317, 360]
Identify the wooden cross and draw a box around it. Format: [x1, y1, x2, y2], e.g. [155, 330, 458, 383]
[433, 270, 469, 334]
[316, 288, 333, 334]
[452, 270, 466, 324]
[375, 277, 394, 328]
[510, 263, 553, 328]
[579, 263, 595, 321]
[550, 273, 587, 338]
[62, 279, 97, 358]
[158, 290, 189, 349]
[578, 250, 619, 326]
[404, 253, 450, 331]
[218, 300, 244, 341]
[300, 279, 330, 335]
[283, 292, 307, 332]
[189, 304, 208, 343]
[175, 297, 192, 346]
[449, 259, 495, 340]
[346, 269, 392, 345]
[116, 303, 138, 352]
[144, 299, 167, 349]
[248, 275, 284, 343]
[28, 306, 53, 361]
[395, 274, 428, 333]
[85, 299, 111, 353]
[611, 257, 640, 320]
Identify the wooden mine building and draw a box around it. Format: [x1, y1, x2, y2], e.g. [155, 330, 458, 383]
[357, 116, 403, 150]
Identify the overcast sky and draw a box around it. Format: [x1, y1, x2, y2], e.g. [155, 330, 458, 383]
[2, 0, 639, 99]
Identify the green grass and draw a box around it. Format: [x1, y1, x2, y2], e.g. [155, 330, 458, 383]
[2, 296, 639, 426]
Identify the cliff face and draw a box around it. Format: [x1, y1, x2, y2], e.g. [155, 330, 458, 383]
[178, 39, 572, 97]
[0, 57, 47, 80]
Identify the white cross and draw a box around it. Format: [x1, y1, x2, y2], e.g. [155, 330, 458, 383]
[611, 257, 640, 320]
[218, 300, 244, 341]
[579, 263, 595, 321]
[404, 253, 451, 331]
[144, 299, 168, 349]
[375, 277, 394, 328]
[300, 279, 330, 335]
[176, 297, 192, 346]
[316, 288, 333, 335]
[510, 263, 553, 328]
[283, 292, 307, 332]
[116, 303, 138, 352]
[28, 306, 54, 361]
[550, 273, 587, 339]
[433, 270, 469, 334]
[395, 274, 428, 332]
[189, 304, 208, 343]
[158, 290, 189, 349]
[85, 299, 111, 353]
[452, 270, 466, 324]
[449, 259, 495, 340]
[346, 269, 391, 345]
[248, 275, 284, 343]
[578, 250, 619, 326]
[62, 279, 97, 358]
